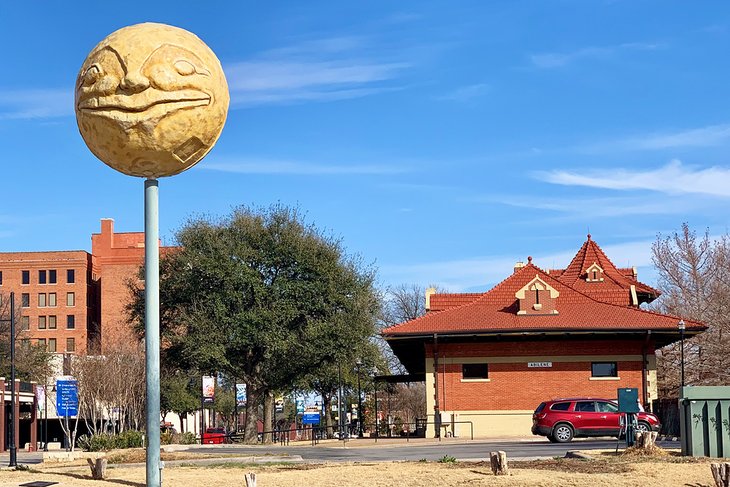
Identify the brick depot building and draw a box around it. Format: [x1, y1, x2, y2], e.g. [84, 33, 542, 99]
[382, 235, 705, 438]
[0, 218, 164, 355]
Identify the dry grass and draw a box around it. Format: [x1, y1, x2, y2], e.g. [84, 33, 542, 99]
[1, 451, 724, 487]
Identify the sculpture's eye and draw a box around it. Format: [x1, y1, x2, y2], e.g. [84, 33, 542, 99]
[82, 64, 102, 86]
[174, 60, 197, 76]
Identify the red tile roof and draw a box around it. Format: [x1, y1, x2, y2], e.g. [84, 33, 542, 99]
[382, 260, 704, 337]
[429, 293, 483, 312]
[553, 235, 660, 306]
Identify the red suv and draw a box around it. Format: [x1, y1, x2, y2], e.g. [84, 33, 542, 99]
[202, 427, 227, 444]
[532, 398, 661, 443]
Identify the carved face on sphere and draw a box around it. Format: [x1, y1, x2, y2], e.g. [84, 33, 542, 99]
[75, 23, 229, 177]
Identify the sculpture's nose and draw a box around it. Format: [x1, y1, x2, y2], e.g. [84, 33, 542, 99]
[120, 71, 150, 93]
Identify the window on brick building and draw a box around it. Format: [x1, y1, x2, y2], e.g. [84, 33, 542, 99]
[20, 316, 29, 331]
[66, 338, 75, 353]
[49, 315, 57, 329]
[38, 316, 46, 330]
[49, 270, 57, 284]
[0, 270, 3, 285]
[39, 270, 46, 284]
[20, 339, 29, 351]
[462, 363, 489, 380]
[37, 338, 46, 348]
[48, 338, 57, 353]
[21, 293, 29, 307]
[49, 293, 56, 307]
[22, 270, 29, 285]
[38, 293, 46, 307]
[67, 292, 75, 307]
[591, 362, 617, 378]
[67, 269, 75, 284]
[67, 315, 75, 329]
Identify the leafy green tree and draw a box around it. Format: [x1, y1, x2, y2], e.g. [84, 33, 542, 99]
[129, 205, 380, 443]
[160, 370, 199, 433]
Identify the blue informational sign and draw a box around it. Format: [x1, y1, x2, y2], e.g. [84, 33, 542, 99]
[302, 411, 320, 425]
[296, 399, 305, 413]
[56, 379, 79, 417]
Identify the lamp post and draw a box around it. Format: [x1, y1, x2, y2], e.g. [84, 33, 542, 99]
[8, 292, 17, 467]
[355, 359, 363, 438]
[678, 320, 686, 391]
[373, 367, 378, 439]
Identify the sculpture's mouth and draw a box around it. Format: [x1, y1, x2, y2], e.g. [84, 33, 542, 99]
[78, 89, 211, 114]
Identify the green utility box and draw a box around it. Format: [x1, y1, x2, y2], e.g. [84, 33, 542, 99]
[679, 386, 730, 457]
[617, 387, 640, 413]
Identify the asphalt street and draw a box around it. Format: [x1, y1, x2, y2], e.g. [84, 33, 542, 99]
[1, 438, 680, 465]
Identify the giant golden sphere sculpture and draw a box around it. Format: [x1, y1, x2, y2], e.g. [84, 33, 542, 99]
[75, 23, 229, 178]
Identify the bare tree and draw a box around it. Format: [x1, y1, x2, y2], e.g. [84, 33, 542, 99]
[651, 224, 730, 396]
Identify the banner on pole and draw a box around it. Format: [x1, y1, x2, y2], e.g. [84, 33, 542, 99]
[236, 383, 247, 406]
[202, 375, 215, 404]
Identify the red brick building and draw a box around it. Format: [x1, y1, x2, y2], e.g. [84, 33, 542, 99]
[0, 218, 162, 355]
[382, 235, 706, 437]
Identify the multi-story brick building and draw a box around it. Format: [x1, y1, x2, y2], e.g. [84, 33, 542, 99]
[0, 218, 159, 355]
[382, 235, 707, 438]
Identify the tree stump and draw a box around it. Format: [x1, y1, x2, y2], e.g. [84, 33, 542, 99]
[490, 450, 509, 475]
[634, 431, 658, 449]
[87, 458, 107, 480]
[244, 472, 257, 487]
[711, 463, 730, 487]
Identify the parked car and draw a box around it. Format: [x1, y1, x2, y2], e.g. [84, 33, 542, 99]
[531, 398, 661, 443]
[202, 427, 227, 444]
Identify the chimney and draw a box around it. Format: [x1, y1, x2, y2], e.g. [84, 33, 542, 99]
[425, 287, 437, 311]
[514, 261, 525, 273]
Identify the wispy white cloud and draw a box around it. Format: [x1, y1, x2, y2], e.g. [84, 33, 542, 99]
[0, 88, 72, 120]
[225, 36, 410, 107]
[536, 159, 730, 197]
[200, 158, 408, 175]
[436, 83, 490, 102]
[575, 123, 730, 153]
[530, 42, 660, 68]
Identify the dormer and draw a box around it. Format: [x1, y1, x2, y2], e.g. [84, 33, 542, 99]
[515, 275, 559, 315]
[585, 262, 604, 282]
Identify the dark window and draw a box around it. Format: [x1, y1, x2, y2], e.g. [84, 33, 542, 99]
[22, 270, 29, 285]
[462, 363, 489, 379]
[591, 362, 618, 378]
[550, 402, 571, 411]
[67, 269, 75, 284]
[67, 315, 75, 329]
[21, 293, 29, 308]
[575, 401, 596, 412]
[38, 270, 46, 284]
[534, 402, 546, 413]
[0, 270, 3, 285]
[49, 270, 57, 284]
[66, 338, 75, 353]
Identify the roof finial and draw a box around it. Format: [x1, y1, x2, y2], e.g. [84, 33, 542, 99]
[527, 256, 533, 263]
[587, 233, 592, 241]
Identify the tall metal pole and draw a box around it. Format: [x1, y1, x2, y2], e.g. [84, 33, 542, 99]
[9, 292, 16, 467]
[678, 320, 686, 391]
[357, 364, 363, 438]
[337, 364, 342, 437]
[373, 372, 378, 439]
[144, 179, 161, 487]
[43, 383, 48, 451]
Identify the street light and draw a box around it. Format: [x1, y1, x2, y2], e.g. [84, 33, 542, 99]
[372, 367, 378, 439]
[1, 292, 17, 467]
[355, 359, 363, 438]
[678, 320, 686, 390]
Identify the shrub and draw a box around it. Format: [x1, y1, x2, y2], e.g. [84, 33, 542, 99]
[80, 431, 144, 451]
[116, 430, 144, 449]
[438, 455, 457, 464]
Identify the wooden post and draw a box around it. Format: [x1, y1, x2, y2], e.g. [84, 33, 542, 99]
[244, 472, 257, 487]
[87, 458, 108, 480]
[490, 450, 509, 475]
[711, 463, 730, 487]
[634, 431, 658, 449]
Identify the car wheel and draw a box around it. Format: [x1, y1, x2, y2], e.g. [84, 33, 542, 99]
[552, 424, 574, 443]
[636, 421, 651, 434]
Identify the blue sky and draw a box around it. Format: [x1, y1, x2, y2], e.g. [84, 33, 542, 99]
[1, 1, 730, 292]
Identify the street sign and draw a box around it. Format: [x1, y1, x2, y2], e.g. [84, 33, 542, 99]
[302, 411, 320, 425]
[56, 379, 78, 416]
